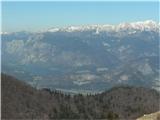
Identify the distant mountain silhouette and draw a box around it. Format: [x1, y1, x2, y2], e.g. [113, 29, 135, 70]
[1, 73, 160, 119]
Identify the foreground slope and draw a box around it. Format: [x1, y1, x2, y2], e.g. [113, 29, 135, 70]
[136, 111, 160, 120]
[1, 73, 160, 119]
[1, 73, 54, 119]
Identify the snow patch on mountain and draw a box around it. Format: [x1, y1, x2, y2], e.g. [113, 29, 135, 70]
[138, 63, 153, 75]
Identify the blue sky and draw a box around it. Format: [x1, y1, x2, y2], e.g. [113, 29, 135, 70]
[2, 1, 159, 32]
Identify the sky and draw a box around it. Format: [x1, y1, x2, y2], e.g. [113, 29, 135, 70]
[2, 1, 159, 32]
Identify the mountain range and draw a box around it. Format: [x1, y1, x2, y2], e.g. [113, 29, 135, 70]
[47, 20, 159, 33]
[2, 20, 160, 93]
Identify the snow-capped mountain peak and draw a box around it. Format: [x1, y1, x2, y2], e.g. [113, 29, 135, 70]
[117, 20, 158, 31]
[47, 20, 159, 33]
[47, 28, 59, 32]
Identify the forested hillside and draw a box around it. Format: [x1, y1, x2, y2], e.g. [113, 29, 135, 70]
[2, 73, 160, 119]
